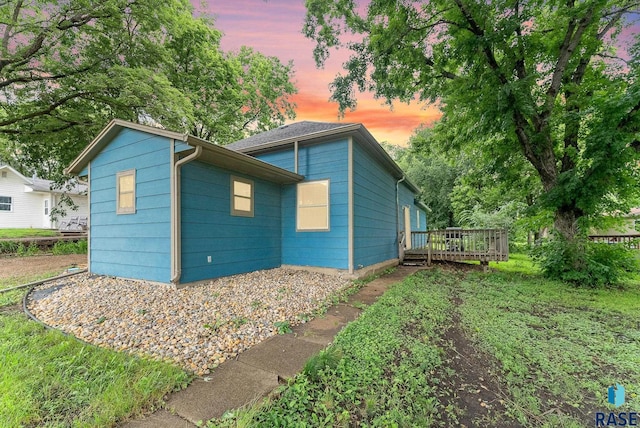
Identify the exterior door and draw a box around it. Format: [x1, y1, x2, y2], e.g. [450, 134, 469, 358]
[43, 198, 51, 228]
[404, 206, 412, 250]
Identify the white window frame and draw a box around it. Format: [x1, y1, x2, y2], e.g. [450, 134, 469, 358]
[116, 169, 136, 214]
[0, 196, 11, 212]
[231, 176, 254, 217]
[297, 179, 330, 231]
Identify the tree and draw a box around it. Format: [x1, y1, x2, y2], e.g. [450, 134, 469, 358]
[304, 0, 640, 246]
[163, 16, 296, 143]
[0, 0, 296, 177]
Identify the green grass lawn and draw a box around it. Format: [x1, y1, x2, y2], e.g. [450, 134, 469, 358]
[0, 274, 191, 427]
[210, 255, 640, 427]
[0, 228, 60, 239]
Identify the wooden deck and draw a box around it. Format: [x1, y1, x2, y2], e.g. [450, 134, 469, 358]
[404, 228, 509, 265]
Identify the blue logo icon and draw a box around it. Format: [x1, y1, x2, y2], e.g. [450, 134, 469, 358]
[608, 384, 625, 408]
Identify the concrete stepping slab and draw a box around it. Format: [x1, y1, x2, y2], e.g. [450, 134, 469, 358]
[166, 361, 278, 423]
[121, 409, 194, 428]
[237, 334, 326, 379]
[294, 303, 362, 345]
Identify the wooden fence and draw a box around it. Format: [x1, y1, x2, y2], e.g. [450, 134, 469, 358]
[405, 228, 509, 265]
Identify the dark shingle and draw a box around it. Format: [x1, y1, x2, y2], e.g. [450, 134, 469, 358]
[227, 121, 357, 152]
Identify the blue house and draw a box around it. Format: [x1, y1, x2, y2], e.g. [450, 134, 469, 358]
[66, 120, 427, 285]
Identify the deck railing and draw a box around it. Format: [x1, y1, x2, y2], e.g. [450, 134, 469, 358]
[407, 228, 509, 264]
[589, 234, 640, 249]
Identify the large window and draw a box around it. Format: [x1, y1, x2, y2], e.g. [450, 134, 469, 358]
[231, 176, 254, 217]
[297, 180, 329, 231]
[116, 170, 136, 214]
[0, 196, 11, 211]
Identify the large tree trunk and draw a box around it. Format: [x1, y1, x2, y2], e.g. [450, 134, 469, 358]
[554, 205, 585, 242]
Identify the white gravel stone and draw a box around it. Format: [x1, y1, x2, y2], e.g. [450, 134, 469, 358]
[27, 268, 350, 375]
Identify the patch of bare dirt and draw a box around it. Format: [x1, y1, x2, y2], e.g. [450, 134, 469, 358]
[435, 295, 522, 428]
[0, 254, 86, 279]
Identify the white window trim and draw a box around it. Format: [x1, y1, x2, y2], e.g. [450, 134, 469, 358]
[417, 210, 420, 229]
[116, 169, 136, 215]
[0, 196, 12, 212]
[297, 179, 330, 232]
[230, 175, 254, 217]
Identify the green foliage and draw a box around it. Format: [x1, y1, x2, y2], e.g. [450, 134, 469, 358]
[211, 273, 452, 427]
[304, 0, 640, 284]
[0, 314, 190, 427]
[458, 269, 640, 423]
[0, 0, 296, 180]
[0, 229, 59, 239]
[532, 237, 639, 288]
[16, 243, 39, 257]
[273, 321, 292, 334]
[51, 239, 87, 255]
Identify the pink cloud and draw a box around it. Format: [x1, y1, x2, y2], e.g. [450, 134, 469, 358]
[193, 0, 436, 146]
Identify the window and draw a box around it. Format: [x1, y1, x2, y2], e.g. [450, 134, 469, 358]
[297, 180, 329, 231]
[417, 210, 420, 229]
[0, 196, 11, 211]
[231, 176, 254, 217]
[116, 170, 136, 214]
[44, 199, 49, 216]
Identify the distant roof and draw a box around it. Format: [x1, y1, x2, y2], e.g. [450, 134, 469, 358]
[226, 121, 357, 152]
[0, 164, 86, 194]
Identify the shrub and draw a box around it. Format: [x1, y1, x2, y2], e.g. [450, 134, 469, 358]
[532, 236, 638, 287]
[51, 240, 87, 255]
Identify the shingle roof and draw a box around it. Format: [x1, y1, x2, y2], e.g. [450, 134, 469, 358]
[226, 121, 357, 152]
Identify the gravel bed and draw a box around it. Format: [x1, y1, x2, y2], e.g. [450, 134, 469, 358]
[27, 268, 350, 375]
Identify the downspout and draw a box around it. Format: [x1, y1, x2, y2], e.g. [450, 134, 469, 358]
[171, 144, 202, 284]
[294, 140, 299, 174]
[395, 176, 406, 258]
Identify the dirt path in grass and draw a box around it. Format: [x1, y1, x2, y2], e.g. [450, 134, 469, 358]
[429, 262, 522, 427]
[0, 254, 86, 280]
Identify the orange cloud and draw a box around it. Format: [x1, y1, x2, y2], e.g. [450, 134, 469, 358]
[290, 92, 442, 146]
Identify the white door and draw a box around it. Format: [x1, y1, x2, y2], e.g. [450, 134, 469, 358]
[404, 206, 412, 250]
[43, 198, 51, 228]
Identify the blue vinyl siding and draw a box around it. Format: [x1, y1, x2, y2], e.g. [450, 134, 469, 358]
[179, 161, 282, 283]
[353, 141, 399, 268]
[398, 182, 427, 232]
[89, 129, 171, 282]
[257, 140, 349, 269]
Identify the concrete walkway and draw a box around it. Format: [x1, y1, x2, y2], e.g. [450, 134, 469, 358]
[122, 266, 421, 427]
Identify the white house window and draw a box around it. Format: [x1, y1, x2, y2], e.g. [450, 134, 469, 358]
[0, 196, 11, 211]
[116, 170, 136, 214]
[231, 176, 254, 217]
[297, 180, 329, 231]
[44, 199, 49, 216]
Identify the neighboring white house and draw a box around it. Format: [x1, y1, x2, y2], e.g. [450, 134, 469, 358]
[0, 164, 88, 229]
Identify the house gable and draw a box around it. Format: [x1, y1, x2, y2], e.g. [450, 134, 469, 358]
[89, 127, 173, 282]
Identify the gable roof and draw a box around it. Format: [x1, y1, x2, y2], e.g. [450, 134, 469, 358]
[65, 120, 303, 185]
[226, 121, 357, 152]
[0, 164, 86, 195]
[228, 121, 421, 194]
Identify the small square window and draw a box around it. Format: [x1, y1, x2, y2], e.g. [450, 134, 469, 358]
[116, 170, 136, 214]
[297, 180, 329, 231]
[0, 196, 11, 211]
[231, 176, 254, 217]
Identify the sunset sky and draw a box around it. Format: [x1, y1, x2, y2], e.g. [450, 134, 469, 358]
[194, 1, 638, 146]
[194, 0, 442, 146]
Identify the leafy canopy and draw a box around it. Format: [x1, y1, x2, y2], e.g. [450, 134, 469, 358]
[304, 0, 640, 241]
[0, 0, 296, 177]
